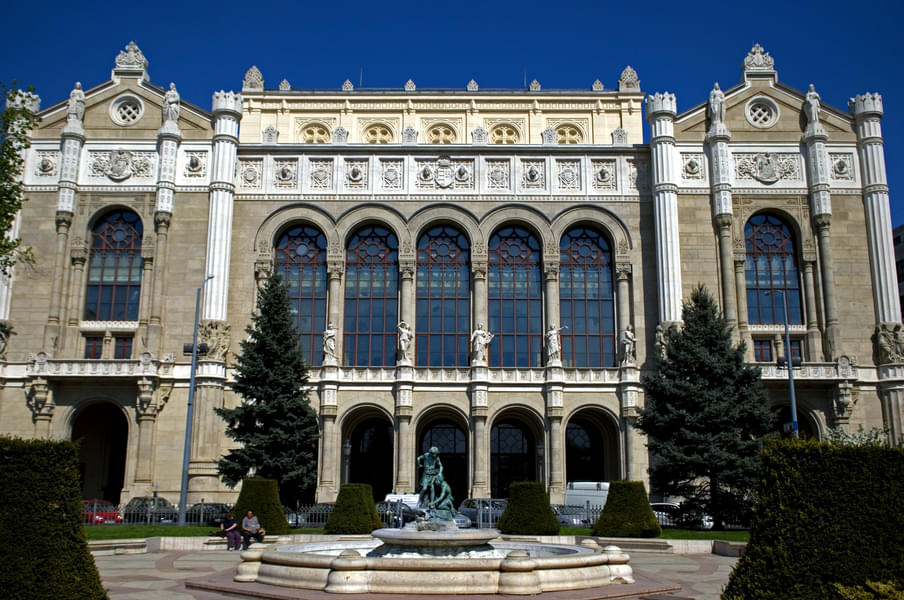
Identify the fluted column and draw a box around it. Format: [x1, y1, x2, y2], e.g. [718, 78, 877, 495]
[645, 93, 682, 324]
[327, 261, 344, 364]
[472, 262, 488, 332]
[802, 260, 823, 358]
[734, 255, 752, 359]
[813, 215, 839, 359]
[543, 261, 559, 332]
[202, 91, 242, 322]
[134, 378, 157, 483]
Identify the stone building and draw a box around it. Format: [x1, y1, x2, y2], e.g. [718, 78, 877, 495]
[1, 42, 899, 505]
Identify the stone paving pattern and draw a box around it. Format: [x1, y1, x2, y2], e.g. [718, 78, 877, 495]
[95, 550, 738, 599]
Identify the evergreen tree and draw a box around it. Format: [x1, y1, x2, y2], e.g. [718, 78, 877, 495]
[215, 273, 320, 506]
[637, 284, 774, 528]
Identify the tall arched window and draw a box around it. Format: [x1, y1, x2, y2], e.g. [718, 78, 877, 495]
[488, 226, 542, 367]
[745, 214, 802, 324]
[84, 210, 143, 321]
[416, 226, 470, 366]
[275, 225, 327, 366]
[559, 227, 615, 367]
[345, 225, 398, 366]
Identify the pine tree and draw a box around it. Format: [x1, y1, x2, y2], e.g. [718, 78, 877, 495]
[215, 273, 320, 506]
[637, 284, 774, 528]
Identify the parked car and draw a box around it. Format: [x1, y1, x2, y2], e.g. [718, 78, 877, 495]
[450, 511, 472, 529]
[185, 502, 230, 527]
[650, 502, 714, 530]
[457, 498, 507, 527]
[122, 496, 177, 524]
[376, 501, 424, 527]
[82, 499, 123, 524]
[551, 504, 592, 527]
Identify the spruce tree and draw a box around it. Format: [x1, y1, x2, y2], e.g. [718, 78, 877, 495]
[637, 284, 773, 528]
[215, 273, 320, 506]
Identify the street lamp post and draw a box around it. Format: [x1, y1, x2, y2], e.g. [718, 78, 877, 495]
[178, 274, 214, 526]
[343, 439, 352, 483]
[767, 289, 799, 439]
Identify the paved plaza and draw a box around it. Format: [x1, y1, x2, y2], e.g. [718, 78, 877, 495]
[94, 548, 738, 600]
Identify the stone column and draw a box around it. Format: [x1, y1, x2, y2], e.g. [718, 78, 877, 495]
[734, 255, 752, 358]
[472, 262, 488, 333]
[316, 368, 340, 501]
[705, 84, 738, 334]
[543, 261, 559, 332]
[802, 259, 823, 359]
[398, 260, 415, 364]
[645, 93, 682, 325]
[327, 260, 344, 363]
[134, 378, 157, 483]
[803, 89, 839, 360]
[615, 263, 632, 363]
[64, 240, 88, 339]
[394, 371, 414, 493]
[545, 370, 565, 502]
[469, 369, 491, 498]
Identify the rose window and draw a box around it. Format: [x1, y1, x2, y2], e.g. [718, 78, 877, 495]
[490, 125, 519, 144]
[110, 96, 144, 126]
[745, 97, 779, 128]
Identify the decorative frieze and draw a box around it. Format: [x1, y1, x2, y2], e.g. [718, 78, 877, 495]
[237, 159, 263, 189]
[88, 150, 156, 182]
[556, 160, 581, 190]
[344, 160, 368, 189]
[521, 159, 546, 189]
[309, 160, 333, 190]
[829, 153, 855, 181]
[486, 160, 510, 190]
[590, 160, 617, 190]
[626, 158, 650, 192]
[380, 159, 404, 190]
[414, 157, 473, 190]
[274, 159, 298, 188]
[681, 153, 705, 181]
[734, 152, 801, 183]
[34, 151, 59, 177]
[184, 151, 207, 178]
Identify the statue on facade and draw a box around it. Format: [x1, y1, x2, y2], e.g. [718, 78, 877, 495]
[654, 323, 666, 360]
[470, 323, 494, 363]
[620, 324, 636, 366]
[67, 82, 85, 123]
[417, 446, 444, 509]
[877, 322, 904, 364]
[805, 84, 821, 125]
[397, 320, 413, 361]
[323, 321, 337, 361]
[163, 83, 180, 124]
[545, 324, 566, 363]
[708, 83, 726, 127]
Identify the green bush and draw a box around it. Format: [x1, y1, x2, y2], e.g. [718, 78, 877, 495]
[232, 477, 291, 535]
[497, 482, 559, 535]
[0, 436, 107, 599]
[722, 439, 904, 600]
[591, 481, 660, 538]
[324, 483, 382, 534]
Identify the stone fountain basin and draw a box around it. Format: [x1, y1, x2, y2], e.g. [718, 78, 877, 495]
[244, 536, 634, 594]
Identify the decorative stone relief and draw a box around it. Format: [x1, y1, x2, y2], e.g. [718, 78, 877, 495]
[735, 153, 801, 183]
[486, 160, 510, 190]
[876, 322, 904, 365]
[198, 319, 231, 362]
[0, 320, 12, 360]
[380, 160, 403, 190]
[521, 160, 545, 189]
[274, 160, 298, 188]
[115, 41, 148, 71]
[404, 79, 416, 91]
[238, 159, 263, 189]
[619, 66, 640, 91]
[556, 160, 581, 190]
[829, 153, 854, 181]
[332, 126, 348, 144]
[184, 151, 207, 178]
[682, 153, 705, 181]
[611, 128, 628, 145]
[262, 125, 278, 143]
[309, 159, 333, 190]
[627, 159, 650, 192]
[88, 150, 155, 182]
[591, 160, 617, 190]
[470, 387, 488, 408]
[592, 79, 604, 91]
[34, 151, 59, 177]
[743, 43, 775, 73]
[279, 78, 291, 91]
[243, 66, 264, 91]
[529, 79, 541, 91]
[471, 127, 488, 145]
[345, 160, 368, 189]
[415, 157, 473, 190]
[541, 127, 556, 145]
[402, 126, 418, 144]
[342, 79, 354, 91]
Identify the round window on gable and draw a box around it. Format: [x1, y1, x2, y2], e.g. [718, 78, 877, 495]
[110, 95, 144, 126]
[745, 97, 779, 129]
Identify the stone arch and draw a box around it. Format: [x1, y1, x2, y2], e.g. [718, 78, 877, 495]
[550, 205, 633, 256]
[563, 405, 622, 483]
[253, 204, 338, 258]
[69, 398, 131, 503]
[745, 207, 808, 255]
[413, 404, 470, 504]
[335, 204, 412, 260]
[408, 204, 483, 252]
[339, 404, 395, 501]
[488, 405, 546, 497]
[85, 204, 146, 232]
[479, 205, 554, 261]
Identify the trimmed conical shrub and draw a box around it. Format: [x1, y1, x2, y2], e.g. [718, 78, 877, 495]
[497, 481, 560, 535]
[232, 477, 291, 535]
[591, 480, 660, 538]
[0, 436, 107, 599]
[325, 483, 382, 534]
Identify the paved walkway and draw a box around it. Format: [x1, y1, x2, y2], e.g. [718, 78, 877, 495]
[95, 549, 738, 599]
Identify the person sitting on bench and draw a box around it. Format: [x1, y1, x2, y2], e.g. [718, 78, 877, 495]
[241, 510, 264, 549]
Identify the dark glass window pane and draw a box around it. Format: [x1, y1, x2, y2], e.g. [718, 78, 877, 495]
[84, 336, 103, 359]
[84, 210, 143, 321]
[745, 214, 803, 325]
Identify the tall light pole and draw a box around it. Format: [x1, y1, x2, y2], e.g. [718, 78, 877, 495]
[766, 289, 799, 439]
[178, 274, 214, 526]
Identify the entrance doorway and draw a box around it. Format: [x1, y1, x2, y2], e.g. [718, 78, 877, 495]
[347, 417, 394, 501]
[490, 420, 536, 498]
[71, 402, 128, 503]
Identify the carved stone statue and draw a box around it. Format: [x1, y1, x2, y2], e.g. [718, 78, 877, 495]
[0, 320, 13, 361]
[67, 82, 85, 123]
[708, 83, 725, 126]
[163, 83, 180, 124]
[805, 84, 821, 125]
[620, 324, 636, 366]
[470, 323, 494, 363]
[877, 322, 904, 364]
[397, 321, 413, 361]
[323, 321, 337, 361]
[417, 446, 444, 510]
[545, 324, 566, 363]
[654, 324, 666, 360]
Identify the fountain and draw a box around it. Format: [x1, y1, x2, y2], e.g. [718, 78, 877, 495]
[232, 448, 634, 595]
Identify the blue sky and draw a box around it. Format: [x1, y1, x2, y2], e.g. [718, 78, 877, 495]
[4, 1, 903, 224]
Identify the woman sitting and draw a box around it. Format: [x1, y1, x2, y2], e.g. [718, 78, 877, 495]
[220, 512, 241, 551]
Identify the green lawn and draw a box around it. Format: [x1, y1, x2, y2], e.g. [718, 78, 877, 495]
[559, 527, 749, 542]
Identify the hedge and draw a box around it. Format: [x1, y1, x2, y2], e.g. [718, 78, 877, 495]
[324, 483, 382, 534]
[497, 481, 560, 535]
[0, 436, 107, 599]
[232, 477, 291, 535]
[723, 439, 904, 599]
[591, 480, 660, 538]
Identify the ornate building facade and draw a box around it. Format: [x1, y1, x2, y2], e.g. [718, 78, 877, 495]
[1, 43, 899, 505]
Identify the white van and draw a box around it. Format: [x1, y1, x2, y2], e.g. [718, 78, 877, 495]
[383, 493, 420, 509]
[564, 481, 609, 508]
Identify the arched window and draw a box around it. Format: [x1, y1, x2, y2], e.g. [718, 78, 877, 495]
[745, 214, 802, 324]
[416, 226, 470, 366]
[488, 226, 542, 367]
[490, 125, 519, 144]
[490, 420, 536, 498]
[426, 124, 456, 144]
[300, 123, 330, 143]
[559, 227, 615, 367]
[85, 210, 143, 321]
[275, 225, 328, 366]
[344, 225, 399, 366]
[364, 124, 393, 144]
[556, 125, 583, 144]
